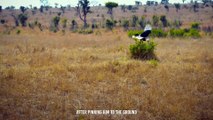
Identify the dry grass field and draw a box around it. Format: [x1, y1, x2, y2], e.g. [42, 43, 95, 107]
[0, 28, 213, 119]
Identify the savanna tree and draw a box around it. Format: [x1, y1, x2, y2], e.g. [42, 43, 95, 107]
[121, 5, 126, 12]
[152, 15, 159, 27]
[105, 19, 114, 30]
[0, 6, 2, 12]
[105, 2, 118, 19]
[138, 16, 146, 28]
[61, 18, 67, 29]
[71, 20, 78, 30]
[164, 5, 169, 12]
[76, 0, 91, 28]
[50, 16, 60, 32]
[122, 20, 129, 30]
[40, 6, 44, 13]
[60, 6, 66, 13]
[131, 15, 138, 27]
[20, 6, 27, 13]
[160, 15, 168, 27]
[174, 3, 181, 12]
[11, 14, 19, 26]
[18, 14, 28, 27]
[182, 0, 186, 3]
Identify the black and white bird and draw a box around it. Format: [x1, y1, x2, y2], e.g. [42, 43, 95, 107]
[132, 24, 152, 41]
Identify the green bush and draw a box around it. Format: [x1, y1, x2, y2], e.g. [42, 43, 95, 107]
[16, 29, 21, 34]
[50, 16, 60, 32]
[127, 30, 143, 37]
[150, 29, 167, 37]
[78, 29, 93, 34]
[18, 14, 28, 27]
[184, 29, 200, 38]
[169, 28, 200, 38]
[129, 40, 157, 59]
[191, 22, 200, 30]
[169, 29, 185, 37]
[122, 20, 130, 30]
[105, 19, 114, 30]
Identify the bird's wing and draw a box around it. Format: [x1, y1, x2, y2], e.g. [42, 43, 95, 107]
[140, 30, 151, 37]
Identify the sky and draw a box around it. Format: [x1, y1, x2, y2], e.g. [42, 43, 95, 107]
[0, 0, 186, 8]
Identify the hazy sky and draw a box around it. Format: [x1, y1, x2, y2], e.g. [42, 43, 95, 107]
[0, 0, 186, 8]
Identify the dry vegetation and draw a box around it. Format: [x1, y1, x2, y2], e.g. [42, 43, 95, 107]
[0, 28, 213, 119]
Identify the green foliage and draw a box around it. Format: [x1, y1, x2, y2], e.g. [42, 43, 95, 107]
[170, 28, 201, 38]
[16, 29, 21, 34]
[129, 40, 157, 59]
[138, 16, 146, 28]
[170, 29, 185, 37]
[20, 6, 27, 13]
[191, 22, 200, 30]
[61, 18, 67, 29]
[122, 20, 130, 30]
[120, 5, 126, 12]
[105, 2, 118, 18]
[0, 19, 6, 24]
[127, 30, 143, 37]
[131, 15, 138, 27]
[152, 15, 159, 27]
[184, 29, 201, 38]
[18, 14, 28, 27]
[78, 29, 93, 34]
[40, 6, 44, 13]
[50, 16, 60, 32]
[127, 5, 133, 10]
[173, 19, 182, 28]
[78, 0, 91, 28]
[105, 2, 118, 9]
[174, 3, 181, 12]
[149, 59, 158, 67]
[160, 15, 168, 27]
[105, 19, 114, 30]
[71, 20, 78, 31]
[150, 29, 167, 37]
[0, 6, 2, 12]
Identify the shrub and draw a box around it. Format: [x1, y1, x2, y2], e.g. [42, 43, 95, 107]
[149, 59, 158, 67]
[191, 22, 200, 30]
[105, 19, 114, 30]
[50, 16, 60, 32]
[71, 20, 78, 31]
[127, 30, 143, 37]
[16, 29, 21, 34]
[169, 28, 200, 38]
[131, 15, 138, 27]
[160, 15, 168, 27]
[170, 29, 185, 37]
[18, 14, 28, 27]
[20, 6, 27, 13]
[138, 16, 146, 28]
[150, 29, 167, 37]
[0, 19, 6, 24]
[173, 19, 182, 28]
[78, 29, 93, 34]
[129, 39, 157, 59]
[152, 15, 159, 27]
[61, 18, 67, 29]
[122, 20, 130, 30]
[184, 29, 201, 38]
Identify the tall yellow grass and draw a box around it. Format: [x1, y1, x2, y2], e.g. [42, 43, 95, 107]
[0, 29, 213, 119]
